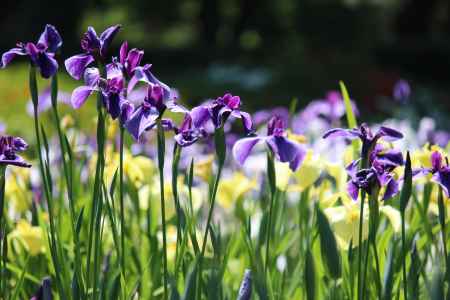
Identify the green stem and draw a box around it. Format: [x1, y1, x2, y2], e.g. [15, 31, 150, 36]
[157, 120, 168, 300]
[371, 240, 382, 299]
[401, 212, 408, 300]
[171, 144, 182, 248]
[119, 125, 126, 277]
[437, 188, 449, 292]
[265, 152, 276, 274]
[357, 191, 366, 300]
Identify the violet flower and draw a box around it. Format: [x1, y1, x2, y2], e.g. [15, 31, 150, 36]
[414, 151, 450, 197]
[65, 25, 121, 80]
[323, 123, 403, 159]
[233, 116, 306, 171]
[190, 93, 253, 134]
[118, 41, 144, 78]
[125, 84, 176, 140]
[0, 135, 31, 168]
[1, 24, 62, 78]
[346, 149, 403, 201]
[174, 114, 208, 147]
[324, 123, 404, 201]
[71, 67, 133, 123]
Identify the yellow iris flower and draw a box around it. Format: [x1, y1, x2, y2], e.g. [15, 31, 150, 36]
[324, 195, 401, 249]
[5, 168, 32, 213]
[8, 220, 45, 256]
[217, 172, 257, 210]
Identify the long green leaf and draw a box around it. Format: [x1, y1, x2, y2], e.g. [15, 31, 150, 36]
[316, 206, 341, 279]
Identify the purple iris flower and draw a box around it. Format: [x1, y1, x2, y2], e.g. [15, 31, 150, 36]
[65, 25, 121, 80]
[1, 24, 62, 78]
[125, 84, 176, 140]
[190, 93, 253, 134]
[346, 144, 403, 201]
[323, 123, 403, 158]
[232, 116, 306, 171]
[70, 67, 133, 123]
[0, 135, 31, 168]
[118, 41, 144, 78]
[414, 151, 450, 197]
[174, 114, 208, 147]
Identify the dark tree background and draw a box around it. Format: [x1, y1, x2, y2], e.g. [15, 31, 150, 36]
[1, 0, 449, 128]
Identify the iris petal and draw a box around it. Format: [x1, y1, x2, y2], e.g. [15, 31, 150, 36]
[71, 85, 96, 109]
[65, 54, 95, 80]
[0, 47, 26, 68]
[232, 136, 263, 166]
[38, 24, 62, 52]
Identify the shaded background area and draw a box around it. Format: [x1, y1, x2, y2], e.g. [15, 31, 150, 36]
[1, 0, 450, 133]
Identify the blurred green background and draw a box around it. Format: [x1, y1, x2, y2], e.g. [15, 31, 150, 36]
[1, 0, 450, 137]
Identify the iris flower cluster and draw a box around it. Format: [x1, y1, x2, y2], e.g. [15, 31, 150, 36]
[324, 123, 404, 201]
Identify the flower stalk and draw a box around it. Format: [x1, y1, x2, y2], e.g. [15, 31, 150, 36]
[157, 118, 169, 300]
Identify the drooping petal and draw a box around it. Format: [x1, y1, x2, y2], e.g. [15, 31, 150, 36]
[125, 107, 159, 140]
[377, 126, 403, 142]
[119, 100, 134, 125]
[431, 168, 450, 197]
[0, 154, 31, 168]
[238, 111, 253, 133]
[65, 54, 95, 80]
[288, 142, 307, 171]
[322, 128, 361, 140]
[36, 52, 58, 78]
[38, 24, 62, 52]
[266, 136, 300, 164]
[347, 181, 359, 201]
[0, 47, 26, 68]
[99, 24, 121, 57]
[232, 136, 263, 166]
[190, 106, 211, 128]
[383, 178, 399, 200]
[71, 85, 96, 109]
